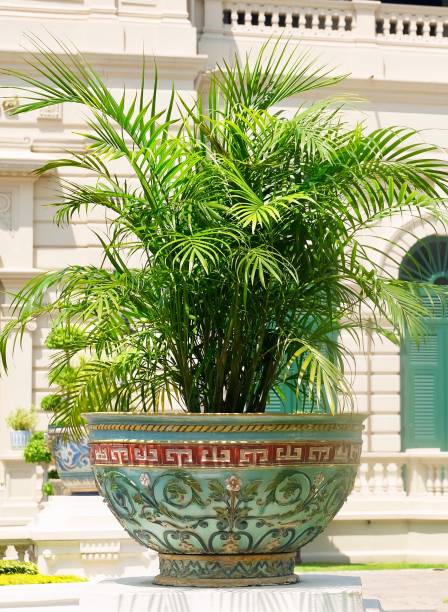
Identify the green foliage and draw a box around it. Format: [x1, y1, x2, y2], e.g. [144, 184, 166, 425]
[6, 407, 38, 431]
[45, 325, 87, 350]
[297, 562, 448, 572]
[0, 561, 38, 575]
[0, 574, 87, 586]
[47, 468, 59, 480]
[42, 481, 54, 496]
[1, 37, 448, 426]
[40, 394, 63, 413]
[41, 326, 90, 430]
[23, 432, 52, 464]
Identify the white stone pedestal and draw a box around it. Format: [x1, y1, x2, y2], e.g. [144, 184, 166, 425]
[30, 496, 158, 579]
[79, 574, 382, 612]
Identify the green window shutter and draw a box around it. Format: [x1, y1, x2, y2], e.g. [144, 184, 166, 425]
[399, 236, 448, 451]
[402, 328, 446, 449]
[266, 362, 328, 414]
[266, 332, 338, 414]
[266, 384, 296, 414]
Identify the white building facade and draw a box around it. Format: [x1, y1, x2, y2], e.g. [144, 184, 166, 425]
[0, 0, 447, 571]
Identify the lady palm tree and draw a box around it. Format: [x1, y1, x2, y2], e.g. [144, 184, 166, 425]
[1, 38, 448, 429]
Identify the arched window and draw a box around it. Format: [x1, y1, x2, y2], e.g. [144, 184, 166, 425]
[400, 235, 448, 450]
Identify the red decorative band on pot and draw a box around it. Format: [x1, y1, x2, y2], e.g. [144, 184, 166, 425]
[89, 440, 362, 467]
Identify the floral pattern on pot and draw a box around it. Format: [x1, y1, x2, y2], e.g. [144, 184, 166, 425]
[49, 428, 96, 494]
[93, 464, 356, 555]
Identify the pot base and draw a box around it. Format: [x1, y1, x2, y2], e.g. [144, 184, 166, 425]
[154, 552, 298, 588]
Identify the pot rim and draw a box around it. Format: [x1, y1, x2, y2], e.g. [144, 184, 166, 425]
[82, 411, 366, 421]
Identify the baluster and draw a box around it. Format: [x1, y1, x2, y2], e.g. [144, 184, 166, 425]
[264, 4, 273, 28]
[353, 471, 361, 494]
[426, 464, 435, 494]
[330, 12, 339, 32]
[422, 16, 430, 37]
[409, 16, 417, 37]
[15, 544, 28, 562]
[389, 15, 396, 35]
[402, 15, 410, 36]
[441, 465, 448, 495]
[386, 462, 402, 495]
[285, 10, 292, 29]
[244, 8, 251, 28]
[310, 10, 318, 33]
[434, 465, 442, 495]
[359, 462, 370, 495]
[324, 10, 332, 34]
[345, 12, 353, 33]
[431, 19, 437, 38]
[397, 463, 405, 494]
[272, 11, 279, 28]
[298, 11, 306, 32]
[373, 462, 385, 494]
[231, 8, 238, 27]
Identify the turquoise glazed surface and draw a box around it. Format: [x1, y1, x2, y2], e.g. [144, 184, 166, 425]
[48, 427, 96, 494]
[85, 412, 365, 586]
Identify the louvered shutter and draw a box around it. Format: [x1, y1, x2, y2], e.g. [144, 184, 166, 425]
[266, 362, 327, 414]
[402, 325, 446, 449]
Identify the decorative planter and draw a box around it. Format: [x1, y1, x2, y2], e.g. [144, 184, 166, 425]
[85, 412, 365, 587]
[10, 429, 31, 450]
[48, 427, 96, 494]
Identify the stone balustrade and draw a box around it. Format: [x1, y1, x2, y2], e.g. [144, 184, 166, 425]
[0, 539, 35, 563]
[352, 451, 448, 498]
[201, 0, 448, 44]
[376, 4, 448, 41]
[221, 0, 355, 37]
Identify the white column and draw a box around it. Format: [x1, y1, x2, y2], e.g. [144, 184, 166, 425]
[0, 173, 40, 526]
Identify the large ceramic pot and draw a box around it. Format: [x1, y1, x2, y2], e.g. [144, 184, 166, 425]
[85, 412, 365, 587]
[48, 427, 96, 494]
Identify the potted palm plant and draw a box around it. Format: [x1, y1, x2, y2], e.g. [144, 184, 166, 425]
[6, 407, 38, 450]
[42, 327, 96, 495]
[1, 39, 447, 586]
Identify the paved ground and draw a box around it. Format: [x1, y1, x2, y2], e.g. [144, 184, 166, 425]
[320, 569, 448, 612]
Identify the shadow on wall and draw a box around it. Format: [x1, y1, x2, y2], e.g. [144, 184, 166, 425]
[300, 530, 351, 564]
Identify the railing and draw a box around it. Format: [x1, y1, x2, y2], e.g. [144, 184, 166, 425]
[352, 451, 448, 497]
[376, 4, 448, 41]
[222, 1, 355, 37]
[203, 0, 448, 44]
[0, 540, 35, 562]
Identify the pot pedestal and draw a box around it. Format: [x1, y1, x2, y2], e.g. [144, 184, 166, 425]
[78, 574, 381, 612]
[154, 552, 297, 587]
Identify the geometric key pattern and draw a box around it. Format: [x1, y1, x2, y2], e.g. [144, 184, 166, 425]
[90, 441, 361, 467]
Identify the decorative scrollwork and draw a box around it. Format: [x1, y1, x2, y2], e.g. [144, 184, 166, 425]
[94, 464, 357, 556]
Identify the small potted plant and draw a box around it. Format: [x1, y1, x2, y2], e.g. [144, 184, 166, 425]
[6, 407, 38, 450]
[1, 40, 448, 586]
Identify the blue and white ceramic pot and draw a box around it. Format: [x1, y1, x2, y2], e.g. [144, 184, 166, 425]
[10, 429, 31, 450]
[85, 412, 365, 587]
[48, 426, 96, 494]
